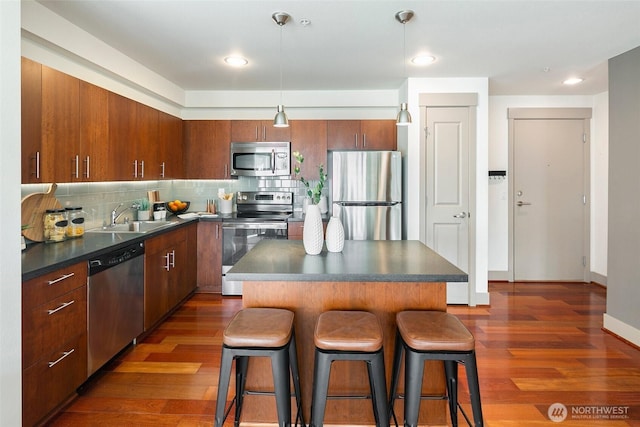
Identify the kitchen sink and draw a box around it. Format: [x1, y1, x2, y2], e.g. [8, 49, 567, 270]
[86, 220, 179, 234]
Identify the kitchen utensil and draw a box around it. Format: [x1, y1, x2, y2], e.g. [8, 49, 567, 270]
[21, 183, 62, 242]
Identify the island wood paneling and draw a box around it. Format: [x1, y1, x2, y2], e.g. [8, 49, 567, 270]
[241, 280, 447, 425]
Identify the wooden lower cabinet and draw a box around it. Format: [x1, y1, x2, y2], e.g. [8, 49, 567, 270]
[196, 221, 222, 293]
[144, 224, 197, 330]
[22, 262, 88, 427]
[288, 221, 304, 240]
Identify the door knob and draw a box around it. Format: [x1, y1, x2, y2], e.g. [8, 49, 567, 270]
[516, 201, 532, 206]
[453, 212, 467, 219]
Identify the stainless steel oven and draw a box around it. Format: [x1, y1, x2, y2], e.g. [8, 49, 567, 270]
[221, 191, 293, 295]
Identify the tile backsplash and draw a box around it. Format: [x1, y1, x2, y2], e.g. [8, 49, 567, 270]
[21, 177, 320, 230]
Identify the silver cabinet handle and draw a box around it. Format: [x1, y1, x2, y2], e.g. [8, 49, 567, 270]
[47, 272, 75, 285]
[84, 155, 90, 178]
[35, 151, 41, 179]
[216, 224, 220, 239]
[133, 160, 138, 178]
[47, 300, 75, 315]
[74, 155, 79, 179]
[140, 160, 144, 178]
[170, 250, 176, 269]
[163, 253, 170, 271]
[517, 201, 532, 206]
[48, 348, 75, 368]
[363, 134, 367, 147]
[160, 162, 165, 178]
[453, 212, 467, 219]
[354, 133, 358, 148]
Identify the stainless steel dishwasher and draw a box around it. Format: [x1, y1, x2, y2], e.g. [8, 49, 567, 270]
[87, 241, 144, 376]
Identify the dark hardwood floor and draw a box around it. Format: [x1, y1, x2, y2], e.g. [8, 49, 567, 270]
[48, 282, 640, 426]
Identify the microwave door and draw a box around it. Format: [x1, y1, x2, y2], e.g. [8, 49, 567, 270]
[233, 152, 272, 172]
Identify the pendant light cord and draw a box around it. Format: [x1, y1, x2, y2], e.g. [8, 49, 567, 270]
[279, 23, 284, 105]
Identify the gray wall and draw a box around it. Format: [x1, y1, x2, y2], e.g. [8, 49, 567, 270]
[607, 45, 640, 334]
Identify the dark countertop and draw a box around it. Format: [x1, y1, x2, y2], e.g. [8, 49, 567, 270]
[21, 217, 199, 281]
[226, 239, 468, 283]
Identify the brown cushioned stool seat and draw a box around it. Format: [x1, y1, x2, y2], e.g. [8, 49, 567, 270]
[215, 308, 304, 427]
[389, 311, 483, 427]
[311, 311, 388, 427]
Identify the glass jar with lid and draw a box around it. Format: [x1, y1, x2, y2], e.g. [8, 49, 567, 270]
[43, 209, 68, 243]
[65, 206, 85, 238]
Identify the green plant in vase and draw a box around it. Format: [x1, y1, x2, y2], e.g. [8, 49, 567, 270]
[293, 151, 326, 205]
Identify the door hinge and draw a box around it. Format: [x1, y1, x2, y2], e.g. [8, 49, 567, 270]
[583, 133, 587, 143]
[425, 126, 430, 137]
[583, 256, 587, 267]
[583, 194, 587, 205]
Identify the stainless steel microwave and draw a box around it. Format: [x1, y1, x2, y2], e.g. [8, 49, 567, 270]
[230, 141, 291, 177]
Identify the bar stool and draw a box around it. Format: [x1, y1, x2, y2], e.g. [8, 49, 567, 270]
[389, 311, 483, 427]
[310, 310, 389, 427]
[214, 308, 304, 427]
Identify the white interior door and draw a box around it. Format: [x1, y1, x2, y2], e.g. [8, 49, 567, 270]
[425, 107, 469, 302]
[513, 118, 588, 281]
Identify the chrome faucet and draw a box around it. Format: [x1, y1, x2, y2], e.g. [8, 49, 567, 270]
[110, 203, 130, 226]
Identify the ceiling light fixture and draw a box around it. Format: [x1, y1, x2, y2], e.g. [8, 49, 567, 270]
[395, 10, 414, 126]
[272, 12, 290, 128]
[411, 55, 436, 66]
[563, 77, 584, 85]
[224, 56, 248, 67]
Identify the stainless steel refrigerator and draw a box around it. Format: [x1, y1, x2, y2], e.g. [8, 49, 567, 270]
[331, 151, 402, 240]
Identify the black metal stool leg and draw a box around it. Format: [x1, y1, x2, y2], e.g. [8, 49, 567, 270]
[389, 330, 404, 426]
[403, 345, 425, 427]
[310, 350, 332, 427]
[444, 360, 458, 427]
[215, 347, 234, 427]
[464, 352, 484, 427]
[289, 332, 305, 426]
[368, 350, 389, 427]
[234, 356, 249, 426]
[271, 348, 291, 427]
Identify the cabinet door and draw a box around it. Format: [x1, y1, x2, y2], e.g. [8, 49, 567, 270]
[184, 120, 231, 179]
[360, 120, 397, 150]
[21, 57, 43, 183]
[144, 242, 171, 330]
[136, 102, 159, 179]
[79, 81, 109, 181]
[108, 93, 138, 180]
[291, 120, 328, 180]
[158, 111, 183, 179]
[196, 221, 222, 293]
[288, 222, 304, 240]
[327, 120, 360, 150]
[42, 65, 80, 183]
[231, 120, 291, 142]
[171, 223, 197, 304]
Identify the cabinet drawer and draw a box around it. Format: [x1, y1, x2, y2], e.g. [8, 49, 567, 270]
[23, 262, 87, 310]
[23, 332, 87, 427]
[23, 285, 87, 369]
[145, 227, 187, 254]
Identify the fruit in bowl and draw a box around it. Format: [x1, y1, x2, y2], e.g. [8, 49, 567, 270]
[166, 199, 190, 215]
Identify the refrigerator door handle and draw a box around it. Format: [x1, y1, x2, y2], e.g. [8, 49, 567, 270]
[334, 201, 400, 207]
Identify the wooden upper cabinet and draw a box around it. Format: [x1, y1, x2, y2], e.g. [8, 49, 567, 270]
[21, 57, 43, 183]
[79, 81, 109, 182]
[158, 111, 184, 179]
[183, 120, 231, 179]
[290, 120, 328, 180]
[136, 102, 159, 180]
[327, 120, 397, 151]
[42, 65, 80, 183]
[108, 92, 137, 180]
[231, 120, 291, 142]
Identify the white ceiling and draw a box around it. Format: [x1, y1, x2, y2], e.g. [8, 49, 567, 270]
[35, 0, 640, 96]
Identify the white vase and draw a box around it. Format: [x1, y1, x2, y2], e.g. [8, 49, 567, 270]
[137, 210, 150, 221]
[325, 216, 345, 252]
[303, 204, 324, 255]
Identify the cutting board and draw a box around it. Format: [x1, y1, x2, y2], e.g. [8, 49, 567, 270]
[21, 183, 62, 242]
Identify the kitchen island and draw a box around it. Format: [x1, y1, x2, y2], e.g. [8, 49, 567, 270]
[226, 239, 467, 426]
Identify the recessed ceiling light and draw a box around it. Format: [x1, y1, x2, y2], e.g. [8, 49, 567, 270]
[563, 77, 584, 85]
[224, 56, 248, 67]
[411, 55, 436, 66]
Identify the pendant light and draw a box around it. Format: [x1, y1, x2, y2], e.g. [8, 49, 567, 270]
[272, 12, 290, 127]
[395, 10, 414, 126]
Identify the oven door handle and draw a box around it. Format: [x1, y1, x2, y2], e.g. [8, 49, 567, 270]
[223, 223, 287, 230]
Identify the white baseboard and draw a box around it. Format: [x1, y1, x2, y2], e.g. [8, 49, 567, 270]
[590, 271, 607, 287]
[488, 270, 509, 281]
[603, 313, 640, 347]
